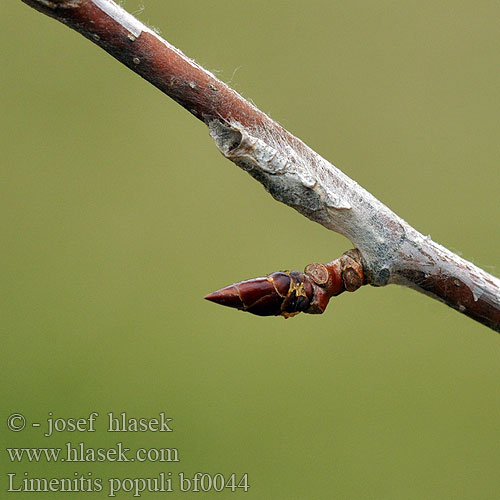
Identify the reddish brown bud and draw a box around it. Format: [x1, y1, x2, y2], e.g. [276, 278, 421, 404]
[205, 249, 366, 318]
[205, 271, 314, 317]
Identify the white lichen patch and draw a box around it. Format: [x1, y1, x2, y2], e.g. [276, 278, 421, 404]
[92, 0, 143, 36]
[91, 0, 219, 79]
[208, 120, 354, 213]
[208, 119, 355, 231]
[208, 118, 412, 285]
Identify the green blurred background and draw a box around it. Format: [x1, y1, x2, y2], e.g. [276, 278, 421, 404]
[1, 1, 499, 498]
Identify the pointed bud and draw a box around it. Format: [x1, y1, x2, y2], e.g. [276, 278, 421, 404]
[205, 249, 365, 318]
[205, 271, 315, 317]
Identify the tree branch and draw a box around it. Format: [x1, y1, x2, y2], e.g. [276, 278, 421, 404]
[21, 0, 500, 332]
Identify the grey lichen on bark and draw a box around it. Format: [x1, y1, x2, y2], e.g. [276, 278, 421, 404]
[208, 119, 408, 287]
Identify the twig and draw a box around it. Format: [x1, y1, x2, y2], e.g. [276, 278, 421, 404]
[20, 0, 500, 332]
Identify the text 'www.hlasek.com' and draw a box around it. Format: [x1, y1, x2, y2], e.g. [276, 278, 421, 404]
[5, 411, 250, 496]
